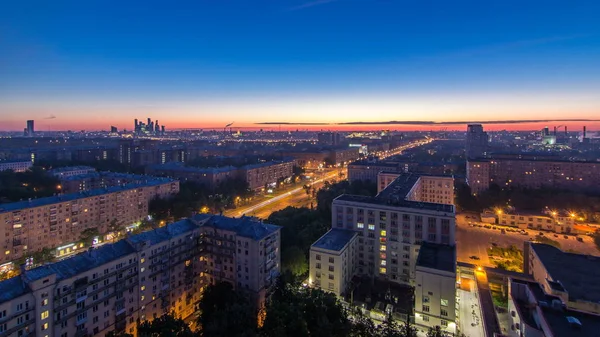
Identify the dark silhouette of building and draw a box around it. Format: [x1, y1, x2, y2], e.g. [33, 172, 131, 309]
[465, 124, 488, 159]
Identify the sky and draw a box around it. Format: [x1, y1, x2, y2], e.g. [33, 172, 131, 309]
[1, 0, 600, 131]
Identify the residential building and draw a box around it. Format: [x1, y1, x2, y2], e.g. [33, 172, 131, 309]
[348, 161, 402, 183]
[466, 124, 488, 159]
[466, 158, 600, 194]
[498, 212, 575, 233]
[377, 172, 454, 205]
[0, 179, 179, 264]
[309, 229, 358, 296]
[240, 160, 295, 190]
[198, 215, 281, 307]
[524, 242, 600, 315]
[414, 242, 457, 333]
[58, 172, 168, 194]
[0, 160, 33, 173]
[508, 278, 600, 337]
[49, 166, 97, 179]
[0, 214, 281, 337]
[309, 172, 457, 333]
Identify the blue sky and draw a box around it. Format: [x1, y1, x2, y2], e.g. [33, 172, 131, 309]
[1, 0, 599, 130]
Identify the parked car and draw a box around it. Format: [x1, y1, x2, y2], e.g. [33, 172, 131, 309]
[554, 234, 559, 238]
[469, 256, 480, 260]
[564, 235, 569, 239]
[577, 237, 584, 242]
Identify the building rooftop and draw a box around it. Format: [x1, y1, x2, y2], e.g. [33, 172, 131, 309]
[312, 228, 357, 252]
[147, 162, 237, 174]
[335, 173, 455, 214]
[530, 243, 600, 303]
[542, 304, 600, 337]
[349, 161, 400, 168]
[240, 159, 294, 170]
[127, 217, 205, 245]
[199, 215, 281, 240]
[48, 166, 96, 174]
[416, 242, 456, 273]
[0, 178, 176, 214]
[23, 240, 136, 283]
[0, 276, 29, 303]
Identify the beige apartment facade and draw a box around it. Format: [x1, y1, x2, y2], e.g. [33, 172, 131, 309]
[0, 214, 281, 337]
[0, 179, 179, 264]
[309, 229, 358, 296]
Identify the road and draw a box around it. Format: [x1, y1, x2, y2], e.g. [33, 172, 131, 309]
[456, 223, 599, 267]
[223, 169, 341, 219]
[223, 138, 433, 220]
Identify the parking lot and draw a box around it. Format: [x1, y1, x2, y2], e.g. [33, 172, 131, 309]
[456, 215, 599, 266]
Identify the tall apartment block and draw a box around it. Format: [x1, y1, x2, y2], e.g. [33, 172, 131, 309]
[466, 158, 600, 194]
[0, 214, 281, 337]
[465, 124, 488, 159]
[309, 172, 457, 333]
[0, 178, 179, 264]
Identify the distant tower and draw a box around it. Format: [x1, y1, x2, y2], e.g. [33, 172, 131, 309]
[26, 120, 35, 137]
[466, 124, 488, 159]
[155, 120, 160, 133]
[161, 125, 165, 134]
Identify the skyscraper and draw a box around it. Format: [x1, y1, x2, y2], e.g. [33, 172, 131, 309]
[466, 124, 488, 159]
[25, 120, 34, 137]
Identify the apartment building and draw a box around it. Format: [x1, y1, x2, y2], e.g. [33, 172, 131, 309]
[0, 214, 281, 337]
[377, 172, 454, 205]
[148, 159, 295, 191]
[348, 161, 402, 183]
[467, 159, 600, 194]
[524, 242, 600, 315]
[414, 242, 457, 333]
[508, 278, 600, 337]
[240, 160, 295, 190]
[0, 179, 179, 264]
[309, 172, 457, 333]
[49, 166, 97, 179]
[59, 172, 167, 194]
[0, 160, 33, 173]
[498, 212, 575, 233]
[198, 215, 281, 307]
[309, 229, 358, 296]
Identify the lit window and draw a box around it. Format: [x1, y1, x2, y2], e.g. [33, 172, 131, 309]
[368, 224, 375, 231]
[140, 286, 145, 291]
[42, 299, 48, 306]
[380, 230, 387, 237]
[380, 260, 386, 266]
[357, 222, 364, 229]
[41, 322, 49, 330]
[41, 311, 49, 319]
[380, 245, 386, 251]
[379, 267, 387, 274]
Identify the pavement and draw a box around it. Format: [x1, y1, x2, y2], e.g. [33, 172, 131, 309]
[456, 222, 599, 266]
[457, 278, 485, 337]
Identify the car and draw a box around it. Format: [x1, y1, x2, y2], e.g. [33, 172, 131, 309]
[554, 234, 559, 238]
[564, 235, 569, 239]
[520, 231, 528, 235]
[469, 256, 480, 260]
[577, 237, 584, 242]
[539, 232, 544, 236]
[501, 229, 506, 234]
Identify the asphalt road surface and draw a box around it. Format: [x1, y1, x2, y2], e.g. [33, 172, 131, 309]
[456, 223, 599, 266]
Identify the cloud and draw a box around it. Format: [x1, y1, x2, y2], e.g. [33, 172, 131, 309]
[256, 119, 600, 126]
[44, 114, 56, 119]
[286, 0, 339, 12]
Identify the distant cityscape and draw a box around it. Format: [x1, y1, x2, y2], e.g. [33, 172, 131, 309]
[0, 117, 599, 337]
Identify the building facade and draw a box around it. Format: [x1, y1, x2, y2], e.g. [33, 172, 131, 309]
[49, 166, 97, 179]
[498, 212, 575, 233]
[467, 159, 600, 194]
[309, 229, 358, 296]
[465, 124, 488, 159]
[0, 179, 179, 264]
[0, 214, 281, 337]
[0, 161, 33, 173]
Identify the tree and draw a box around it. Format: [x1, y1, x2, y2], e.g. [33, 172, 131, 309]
[594, 230, 600, 252]
[138, 312, 196, 337]
[261, 275, 352, 337]
[198, 282, 257, 337]
[79, 228, 99, 246]
[349, 308, 376, 337]
[375, 313, 403, 337]
[426, 326, 449, 337]
[281, 245, 308, 276]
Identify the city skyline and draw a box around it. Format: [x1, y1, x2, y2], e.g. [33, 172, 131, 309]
[1, 1, 600, 131]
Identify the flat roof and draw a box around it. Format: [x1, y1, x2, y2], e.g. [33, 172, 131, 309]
[200, 215, 281, 240]
[312, 228, 357, 252]
[542, 305, 600, 337]
[0, 277, 29, 303]
[49, 166, 95, 173]
[416, 242, 456, 272]
[0, 178, 176, 213]
[335, 173, 455, 213]
[147, 162, 237, 173]
[530, 243, 600, 303]
[127, 218, 202, 245]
